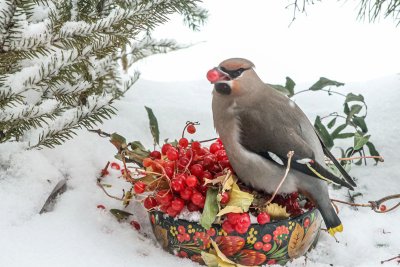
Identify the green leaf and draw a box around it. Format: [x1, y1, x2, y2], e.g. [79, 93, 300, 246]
[335, 133, 355, 139]
[200, 188, 219, 230]
[110, 209, 133, 221]
[144, 106, 160, 145]
[327, 117, 337, 129]
[345, 93, 364, 103]
[309, 77, 344, 91]
[285, 77, 296, 97]
[314, 116, 334, 148]
[267, 83, 291, 96]
[347, 105, 363, 123]
[130, 141, 146, 150]
[110, 133, 127, 149]
[331, 124, 347, 138]
[354, 132, 371, 150]
[344, 103, 350, 115]
[353, 117, 368, 133]
[366, 141, 381, 163]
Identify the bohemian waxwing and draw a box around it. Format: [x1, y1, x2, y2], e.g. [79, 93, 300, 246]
[207, 58, 356, 236]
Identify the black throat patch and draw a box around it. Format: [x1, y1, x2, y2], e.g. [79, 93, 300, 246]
[215, 83, 231, 95]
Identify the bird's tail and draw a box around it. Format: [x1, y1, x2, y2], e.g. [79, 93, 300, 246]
[318, 200, 343, 236]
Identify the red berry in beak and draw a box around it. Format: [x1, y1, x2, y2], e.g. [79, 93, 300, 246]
[206, 68, 221, 83]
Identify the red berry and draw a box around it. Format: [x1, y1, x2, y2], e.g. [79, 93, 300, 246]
[143, 196, 158, 210]
[166, 147, 179, 161]
[167, 206, 179, 217]
[202, 171, 213, 180]
[159, 204, 169, 213]
[190, 164, 204, 178]
[380, 204, 387, 212]
[220, 192, 230, 205]
[143, 157, 152, 167]
[165, 166, 174, 178]
[97, 204, 106, 209]
[210, 142, 222, 154]
[171, 198, 185, 212]
[101, 169, 109, 176]
[134, 181, 146, 194]
[254, 242, 263, 250]
[191, 141, 201, 150]
[187, 124, 196, 134]
[156, 190, 173, 205]
[180, 187, 193, 200]
[177, 157, 190, 170]
[178, 138, 189, 148]
[227, 213, 241, 225]
[150, 150, 161, 159]
[161, 144, 172, 155]
[110, 162, 120, 170]
[238, 213, 251, 228]
[191, 192, 205, 207]
[185, 175, 198, 187]
[215, 150, 227, 161]
[203, 155, 216, 167]
[257, 212, 270, 225]
[206, 68, 221, 83]
[164, 160, 175, 170]
[187, 202, 200, 212]
[171, 178, 185, 192]
[234, 223, 248, 234]
[130, 220, 141, 230]
[222, 220, 235, 233]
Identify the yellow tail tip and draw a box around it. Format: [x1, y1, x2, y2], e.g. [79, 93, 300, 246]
[328, 224, 343, 236]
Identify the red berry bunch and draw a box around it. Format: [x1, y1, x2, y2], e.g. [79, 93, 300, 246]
[222, 212, 251, 234]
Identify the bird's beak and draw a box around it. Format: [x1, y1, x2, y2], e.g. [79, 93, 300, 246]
[206, 67, 230, 84]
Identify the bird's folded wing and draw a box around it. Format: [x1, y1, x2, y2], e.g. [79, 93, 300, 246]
[241, 129, 355, 190]
[313, 130, 357, 187]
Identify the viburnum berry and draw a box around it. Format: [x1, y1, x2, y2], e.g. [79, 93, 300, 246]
[185, 175, 198, 187]
[257, 212, 270, 225]
[177, 156, 190, 170]
[150, 150, 161, 159]
[164, 160, 175, 170]
[143, 196, 158, 210]
[101, 169, 109, 176]
[156, 190, 173, 205]
[190, 164, 204, 178]
[167, 147, 179, 161]
[202, 171, 213, 180]
[97, 204, 106, 209]
[187, 124, 196, 134]
[220, 192, 230, 204]
[210, 142, 222, 154]
[134, 181, 146, 194]
[180, 187, 193, 200]
[191, 141, 201, 150]
[178, 138, 189, 148]
[380, 204, 387, 212]
[171, 198, 185, 212]
[171, 178, 185, 192]
[110, 162, 121, 170]
[238, 213, 251, 228]
[235, 223, 249, 234]
[222, 220, 235, 234]
[167, 206, 179, 217]
[187, 202, 200, 212]
[191, 192, 205, 207]
[142, 157, 152, 167]
[161, 144, 173, 155]
[164, 166, 174, 178]
[227, 213, 241, 225]
[159, 204, 169, 213]
[215, 150, 227, 161]
[203, 155, 216, 167]
[130, 220, 141, 231]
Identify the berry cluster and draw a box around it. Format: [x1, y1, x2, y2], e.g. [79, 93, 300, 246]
[137, 123, 233, 218]
[222, 212, 251, 234]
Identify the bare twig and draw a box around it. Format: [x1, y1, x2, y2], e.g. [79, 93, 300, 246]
[381, 254, 400, 264]
[267, 151, 294, 204]
[88, 129, 111, 137]
[337, 155, 384, 162]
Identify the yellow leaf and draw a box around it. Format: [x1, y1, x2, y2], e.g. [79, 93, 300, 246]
[201, 251, 236, 267]
[264, 203, 290, 220]
[222, 174, 236, 192]
[225, 182, 254, 212]
[217, 205, 243, 217]
[287, 223, 305, 258]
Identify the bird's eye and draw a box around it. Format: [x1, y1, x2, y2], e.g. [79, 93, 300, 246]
[220, 67, 246, 79]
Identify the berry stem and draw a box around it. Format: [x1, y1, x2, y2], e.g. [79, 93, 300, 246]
[181, 121, 200, 138]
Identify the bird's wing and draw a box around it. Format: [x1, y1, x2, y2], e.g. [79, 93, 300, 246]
[237, 98, 355, 190]
[314, 130, 357, 187]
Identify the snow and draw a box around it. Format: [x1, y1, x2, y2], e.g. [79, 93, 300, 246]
[1, 75, 400, 267]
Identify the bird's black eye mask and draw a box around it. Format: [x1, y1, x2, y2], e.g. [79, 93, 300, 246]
[220, 67, 251, 79]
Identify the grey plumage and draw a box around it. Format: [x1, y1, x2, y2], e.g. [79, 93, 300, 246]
[208, 58, 356, 236]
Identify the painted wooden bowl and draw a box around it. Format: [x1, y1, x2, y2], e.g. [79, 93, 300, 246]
[149, 208, 322, 266]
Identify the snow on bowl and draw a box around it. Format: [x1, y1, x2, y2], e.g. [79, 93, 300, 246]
[149, 208, 322, 266]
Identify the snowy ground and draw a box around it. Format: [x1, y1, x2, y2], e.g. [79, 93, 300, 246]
[1, 75, 400, 267]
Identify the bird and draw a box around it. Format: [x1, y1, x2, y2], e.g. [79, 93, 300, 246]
[206, 58, 356, 236]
